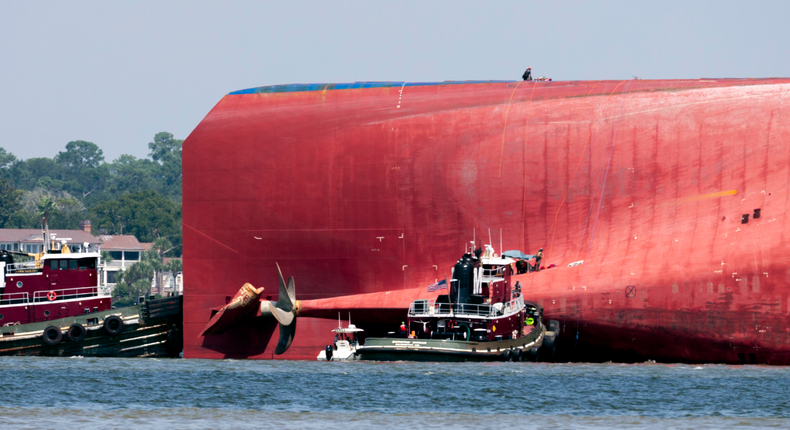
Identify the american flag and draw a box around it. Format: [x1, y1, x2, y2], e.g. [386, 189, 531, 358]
[427, 279, 447, 292]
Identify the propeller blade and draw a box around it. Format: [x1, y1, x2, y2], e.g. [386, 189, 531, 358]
[275, 263, 293, 312]
[287, 276, 296, 303]
[267, 301, 294, 326]
[274, 318, 297, 355]
[270, 263, 298, 355]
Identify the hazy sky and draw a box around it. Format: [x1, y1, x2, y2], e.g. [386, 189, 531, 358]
[1, 1, 787, 161]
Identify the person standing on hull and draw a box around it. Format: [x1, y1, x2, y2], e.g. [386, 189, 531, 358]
[535, 248, 543, 271]
[522, 67, 532, 81]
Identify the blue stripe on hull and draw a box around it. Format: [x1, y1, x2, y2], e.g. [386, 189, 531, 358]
[228, 80, 517, 95]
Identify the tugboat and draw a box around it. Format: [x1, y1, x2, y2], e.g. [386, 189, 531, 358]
[0, 231, 182, 357]
[317, 314, 364, 361]
[355, 245, 552, 362]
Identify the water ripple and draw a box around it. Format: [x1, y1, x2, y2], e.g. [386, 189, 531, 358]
[1, 357, 788, 428]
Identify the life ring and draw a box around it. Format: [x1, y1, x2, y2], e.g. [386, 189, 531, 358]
[446, 320, 456, 330]
[42, 325, 62, 346]
[67, 323, 87, 343]
[47, 291, 57, 301]
[103, 315, 124, 336]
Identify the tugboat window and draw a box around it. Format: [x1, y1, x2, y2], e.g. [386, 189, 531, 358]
[69, 260, 78, 270]
[0, 314, 3, 320]
[59, 260, 68, 270]
[49, 260, 58, 270]
[44, 310, 50, 316]
[16, 281, 22, 288]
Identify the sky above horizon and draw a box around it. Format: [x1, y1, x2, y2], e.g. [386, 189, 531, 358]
[1, 0, 788, 162]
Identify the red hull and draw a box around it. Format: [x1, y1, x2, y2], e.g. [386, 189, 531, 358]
[183, 78, 790, 363]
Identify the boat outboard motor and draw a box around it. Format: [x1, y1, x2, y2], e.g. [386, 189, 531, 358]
[451, 254, 475, 304]
[325, 345, 333, 361]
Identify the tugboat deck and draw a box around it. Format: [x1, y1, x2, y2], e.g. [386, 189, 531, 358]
[357, 326, 545, 362]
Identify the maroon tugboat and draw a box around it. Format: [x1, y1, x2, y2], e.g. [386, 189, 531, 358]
[0, 231, 182, 357]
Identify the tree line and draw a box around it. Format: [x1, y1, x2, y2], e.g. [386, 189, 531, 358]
[0, 132, 183, 256]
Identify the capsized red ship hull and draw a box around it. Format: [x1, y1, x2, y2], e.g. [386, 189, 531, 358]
[183, 78, 790, 363]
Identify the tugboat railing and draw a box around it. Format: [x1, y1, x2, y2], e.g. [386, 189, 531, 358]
[409, 295, 524, 318]
[6, 262, 41, 273]
[0, 292, 29, 306]
[32, 287, 105, 303]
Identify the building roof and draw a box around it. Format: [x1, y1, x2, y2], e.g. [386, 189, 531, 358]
[0, 229, 100, 244]
[98, 235, 146, 250]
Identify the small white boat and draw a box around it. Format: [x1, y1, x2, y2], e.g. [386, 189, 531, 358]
[317, 315, 364, 361]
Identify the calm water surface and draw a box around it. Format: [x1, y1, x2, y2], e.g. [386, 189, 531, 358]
[1, 357, 788, 429]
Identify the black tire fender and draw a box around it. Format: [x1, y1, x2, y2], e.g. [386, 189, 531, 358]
[513, 348, 522, 362]
[543, 330, 557, 348]
[548, 319, 560, 334]
[103, 315, 124, 336]
[42, 325, 62, 346]
[502, 349, 512, 361]
[67, 323, 87, 343]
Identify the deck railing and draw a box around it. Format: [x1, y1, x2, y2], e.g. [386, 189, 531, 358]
[0, 292, 29, 306]
[409, 295, 524, 318]
[5, 261, 41, 273]
[32, 287, 104, 303]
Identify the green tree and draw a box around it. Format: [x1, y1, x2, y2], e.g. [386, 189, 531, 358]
[149, 132, 182, 201]
[9, 188, 87, 229]
[91, 190, 182, 256]
[112, 238, 175, 306]
[0, 179, 22, 227]
[54, 140, 105, 170]
[108, 154, 157, 196]
[165, 258, 182, 273]
[11, 158, 64, 191]
[37, 196, 55, 227]
[0, 147, 16, 166]
[54, 140, 110, 204]
[113, 259, 154, 307]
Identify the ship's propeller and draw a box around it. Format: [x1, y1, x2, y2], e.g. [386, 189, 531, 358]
[260, 263, 299, 355]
